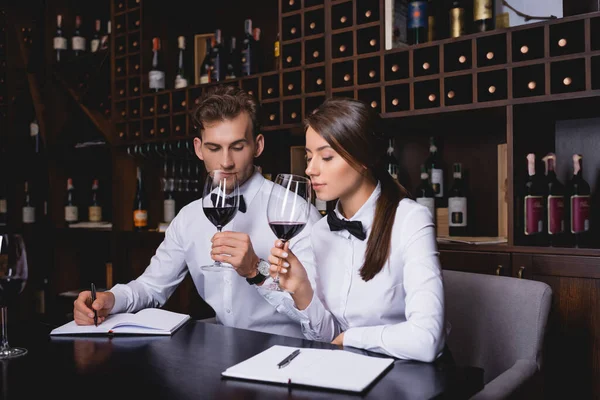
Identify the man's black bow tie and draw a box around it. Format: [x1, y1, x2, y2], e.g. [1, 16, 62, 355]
[327, 212, 366, 240]
[210, 193, 247, 213]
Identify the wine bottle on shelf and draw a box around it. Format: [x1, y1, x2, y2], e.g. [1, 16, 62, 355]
[90, 19, 101, 53]
[89, 179, 102, 222]
[199, 37, 213, 84]
[449, 0, 466, 38]
[65, 178, 78, 225]
[0, 182, 6, 227]
[523, 153, 546, 245]
[427, 0, 436, 41]
[163, 177, 176, 224]
[72, 16, 86, 56]
[448, 163, 468, 236]
[30, 118, 41, 154]
[473, 0, 495, 32]
[211, 29, 223, 82]
[241, 19, 253, 76]
[416, 164, 436, 223]
[53, 14, 67, 63]
[542, 153, 565, 245]
[253, 27, 264, 73]
[225, 37, 238, 80]
[149, 37, 165, 92]
[174, 36, 188, 89]
[385, 139, 400, 181]
[425, 137, 444, 206]
[133, 167, 148, 231]
[273, 33, 281, 70]
[568, 154, 591, 248]
[22, 181, 35, 224]
[100, 21, 111, 51]
[407, 0, 428, 45]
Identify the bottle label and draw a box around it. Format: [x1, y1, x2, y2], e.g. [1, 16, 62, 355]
[448, 197, 467, 227]
[408, 1, 427, 29]
[54, 37, 67, 50]
[90, 39, 100, 53]
[174, 76, 188, 89]
[89, 206, 102, 222]
[65, 205, 78, 222]
[23, 206, 35, 223]
[134, 209, 148, 227]
[524, 195, 544, 235]
[571, 195, 590, 234]
[450, 8, 466, 38]
[274, 41, 280, 58]
[430, 168, 444, 198]
[72, 36, 86, 51]
[474, 0, 493, 20]
[30, 122, 39, 137]
[149, 70, 165, 90]
[163, 199, 176, 223]
[416, 197, 435, 222]
[0, 199, 6, 214]
[199, 75, 209, 84]
[547, 195, 565, 235]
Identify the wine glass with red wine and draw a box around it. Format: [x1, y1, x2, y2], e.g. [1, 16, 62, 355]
[264, 174, 311, 292]
[0, 234, 28, 358]
[200, 170, 240, 272]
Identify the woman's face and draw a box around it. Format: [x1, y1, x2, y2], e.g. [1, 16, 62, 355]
[305, 126, 365, 202]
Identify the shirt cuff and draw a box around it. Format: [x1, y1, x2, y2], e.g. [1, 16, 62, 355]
[343, 325, 385, 350]
[109, 284, 129, 314]
[296, 291, 326, 324]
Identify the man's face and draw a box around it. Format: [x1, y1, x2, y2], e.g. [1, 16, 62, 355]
[194, 112, 264, 187]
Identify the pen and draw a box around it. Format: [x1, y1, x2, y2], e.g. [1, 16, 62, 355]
[91, 283, 97, 327]
[277, 349, 300, 369]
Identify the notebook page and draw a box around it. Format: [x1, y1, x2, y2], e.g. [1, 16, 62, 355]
[50, 313, 137, 335]
[114, 308, 190, 332]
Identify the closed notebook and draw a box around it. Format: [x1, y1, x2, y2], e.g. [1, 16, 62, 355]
[222, 345, 394, 393]
[50, 308, 191, 336]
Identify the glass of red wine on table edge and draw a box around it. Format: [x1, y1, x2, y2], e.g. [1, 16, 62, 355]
[264, 174, 312, 292]
[200, 170, 240, 272]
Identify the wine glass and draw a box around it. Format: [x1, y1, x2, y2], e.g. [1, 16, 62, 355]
[0, 234, 28, 358]
[200, 170, 240, 272]
[264, 174, 311, 292]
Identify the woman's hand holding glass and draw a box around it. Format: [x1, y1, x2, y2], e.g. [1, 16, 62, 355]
[268, 240, 313, 310]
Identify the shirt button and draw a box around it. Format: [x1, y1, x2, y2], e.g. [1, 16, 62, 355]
[226, 308, 231, 313]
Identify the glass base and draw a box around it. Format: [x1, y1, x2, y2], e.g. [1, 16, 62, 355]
[200, 262, 235, 272]
[0, 347, 27, 359]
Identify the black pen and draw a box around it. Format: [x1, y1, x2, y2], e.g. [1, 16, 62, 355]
[277, 349, 300, 369]
[91, 283, 98, 327]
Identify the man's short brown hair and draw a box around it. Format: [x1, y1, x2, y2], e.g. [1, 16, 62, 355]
[191, 85, 261, 139]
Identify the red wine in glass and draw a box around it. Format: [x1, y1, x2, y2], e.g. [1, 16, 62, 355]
[268, 222, 306, 242]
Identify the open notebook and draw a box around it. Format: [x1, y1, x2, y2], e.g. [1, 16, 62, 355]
[50, 308, 191, 336]
[222, 345, 394, 393]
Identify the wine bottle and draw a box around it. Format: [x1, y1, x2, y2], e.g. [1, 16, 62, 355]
[65, 178, 78, 225]
[448, 163, 467, 236]
[22, 181, 35, 224]
[415, 164, 436, 223]
[149, 38, 165, 92]
[0, 181, 6, 227]
[100, 21, 111, 51]
[163, 178, 176, 224]
[523, 153, 546, 245]
[253, 27, 264, 73]
[199, 37, 213, 84]
[90, 19, 101, 53]
[427, 0, 436, 42]
[449, 0, 466, 38]
[225, 37, 238, 80]
[241, 19, 253, 76]
[30, 118, 41, 154]
[89, 179, 102, 222]
[133, 167, 148, 231]
[568, 154, 591, 247]
[543, 153, 565, 245]
[473, 0, 495, 32]
[273, 33, 281, 70]
[407, 0, 428, 45]
[211, 29, 223, 82]
[174, 36, 188, 89]
[425, 137, 444, 205]
[72, 16, 86, 56]
[385, 139, 400, 181]
[53, 14, 67, 63]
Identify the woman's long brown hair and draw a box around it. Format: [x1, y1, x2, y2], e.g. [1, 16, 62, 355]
[305, 98, 410, 281]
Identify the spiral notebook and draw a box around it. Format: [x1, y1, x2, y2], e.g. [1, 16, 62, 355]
[222, 345, 394, 393]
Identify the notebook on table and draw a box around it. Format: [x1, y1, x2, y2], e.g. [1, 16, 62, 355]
[222, 345, 395, 393]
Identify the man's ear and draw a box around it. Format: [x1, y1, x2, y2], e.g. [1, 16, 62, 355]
[254, 134, 265, 158]
[194, 137, 204, 161]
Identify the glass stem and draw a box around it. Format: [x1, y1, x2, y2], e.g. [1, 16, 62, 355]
[274, 239, 288, 284]
[215, 227, 222, 266]
[0, 307, 8, 352]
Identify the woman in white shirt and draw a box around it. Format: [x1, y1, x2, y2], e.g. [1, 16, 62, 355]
[269, 98, 447, 362]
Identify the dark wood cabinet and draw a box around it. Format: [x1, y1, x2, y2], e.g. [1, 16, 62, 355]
[440, 250, 510, 276]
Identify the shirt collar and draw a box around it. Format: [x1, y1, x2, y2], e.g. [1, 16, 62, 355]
[238, 167, 265, 207]
[333, 182, 381, 234]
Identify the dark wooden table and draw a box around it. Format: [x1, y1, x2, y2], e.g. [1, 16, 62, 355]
[1, 320, 483, 399]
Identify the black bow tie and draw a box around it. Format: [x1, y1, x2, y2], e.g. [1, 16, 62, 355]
[210, 193, 247, 213]
[327, 212, 366, 240]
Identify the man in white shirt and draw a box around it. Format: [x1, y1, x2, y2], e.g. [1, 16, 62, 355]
[72, 85, 321, 338]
